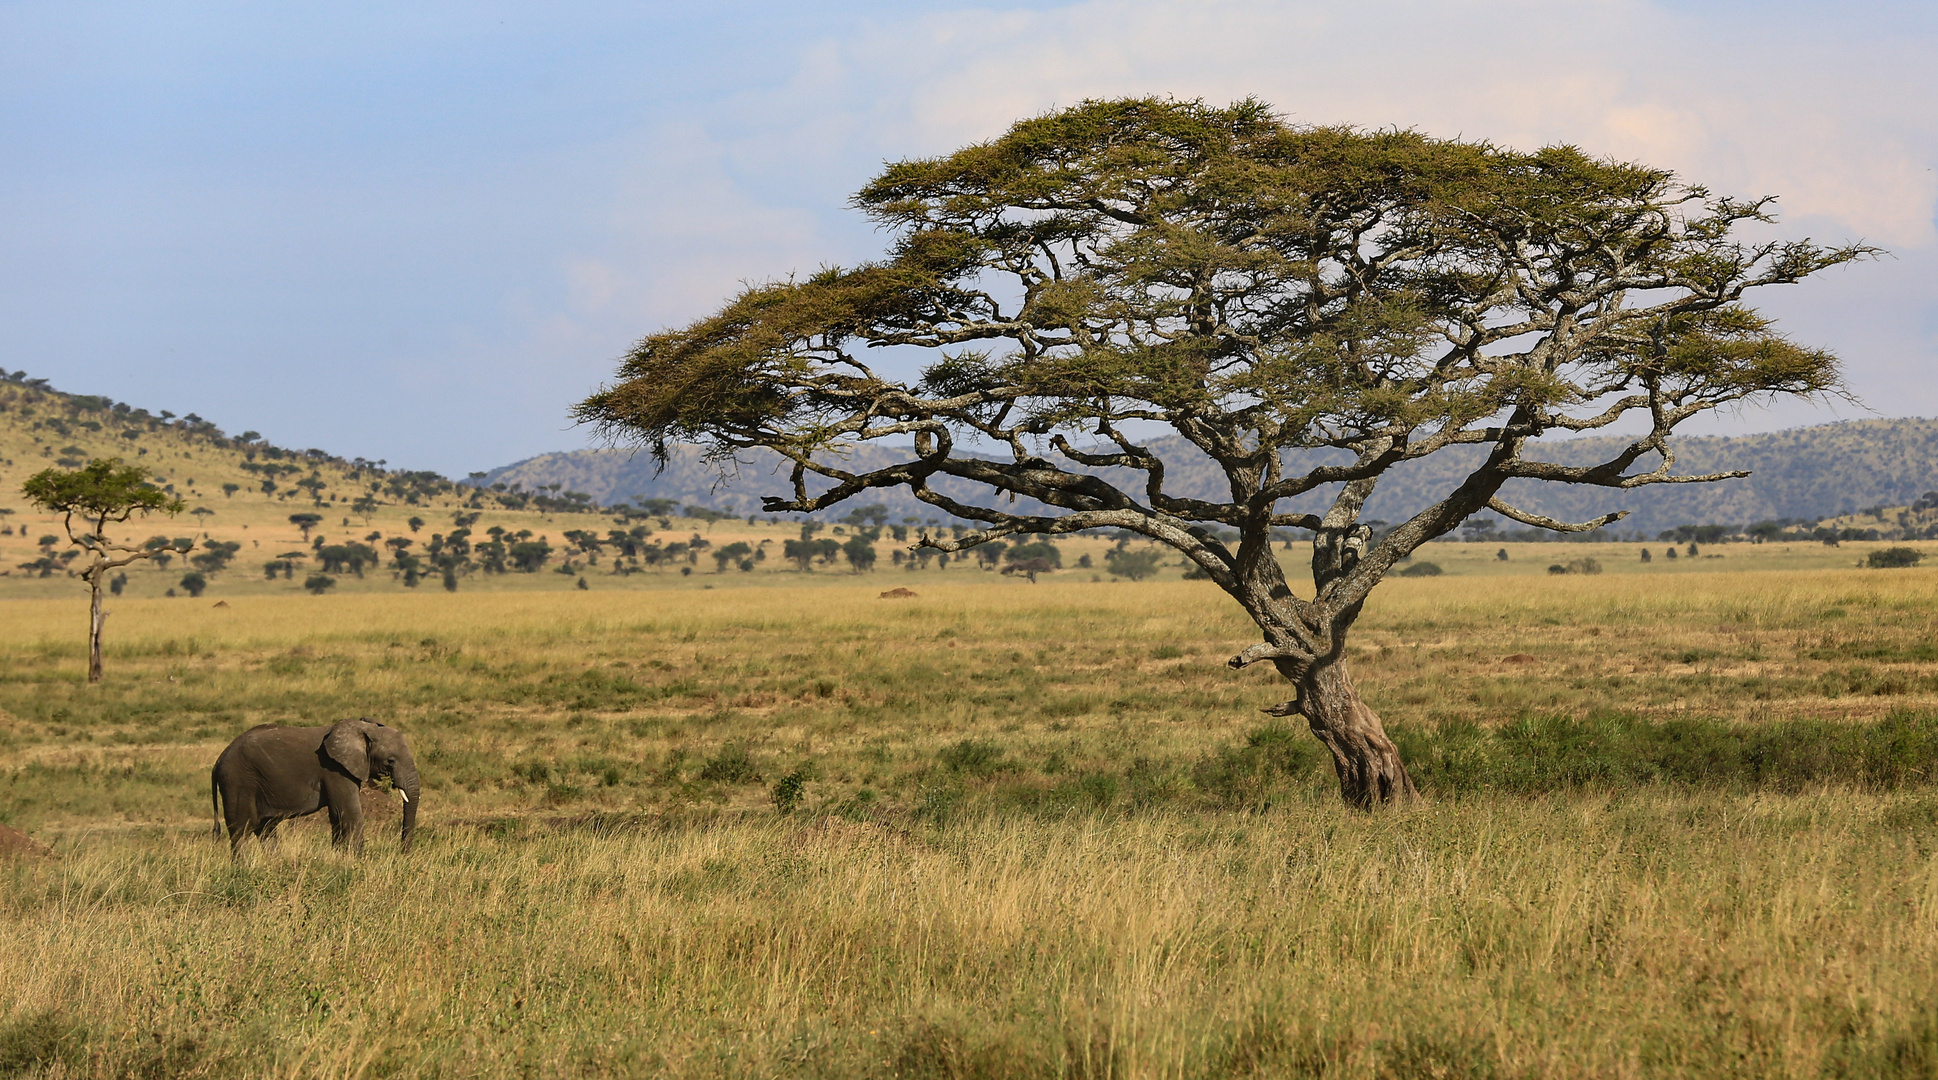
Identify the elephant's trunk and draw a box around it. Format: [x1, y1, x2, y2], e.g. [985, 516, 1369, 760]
[396, 763, 420, 853]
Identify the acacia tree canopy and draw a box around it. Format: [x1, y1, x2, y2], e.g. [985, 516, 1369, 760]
[577, 98, 1866, 806]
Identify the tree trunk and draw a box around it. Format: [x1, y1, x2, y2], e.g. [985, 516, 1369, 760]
[1296, 659, 1417, 808]
[87, 577, 108, 684]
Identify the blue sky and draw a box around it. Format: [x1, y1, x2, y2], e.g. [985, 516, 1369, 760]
[4, 1, 1934, 475]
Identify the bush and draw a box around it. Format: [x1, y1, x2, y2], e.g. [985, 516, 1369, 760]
[1397, 561, 1443, 577]
[178, 571, 207, 597]
[698, 742, 760, 784]
[937, 738, 1013, 779]
[1395, 710, 1938, 795]
[1547, 557, 1602, 576]
[1869, 547, 1924, 568]
[772, 763, 818, 814]
[303, 574, 336, 595]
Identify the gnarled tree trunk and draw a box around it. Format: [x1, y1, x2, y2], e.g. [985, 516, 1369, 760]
[1292, 659, 1417, 808]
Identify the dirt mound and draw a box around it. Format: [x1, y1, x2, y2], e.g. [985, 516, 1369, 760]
[212, 600, 230, 608]
[0, 823, 53, 859]
[1502, 653, 1538, 664]
[360, 786, 399, 821]
[879, 587, 918, 599]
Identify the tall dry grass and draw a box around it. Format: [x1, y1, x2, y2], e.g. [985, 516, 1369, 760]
[6, 792, 1938, 1078]
[6, 565, 1938, 1075]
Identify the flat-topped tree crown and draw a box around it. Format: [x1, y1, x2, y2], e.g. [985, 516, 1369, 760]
[577, 97, 1866, 806]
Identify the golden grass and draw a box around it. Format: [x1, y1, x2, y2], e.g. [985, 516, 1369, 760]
[6, 565, 1938, 1075]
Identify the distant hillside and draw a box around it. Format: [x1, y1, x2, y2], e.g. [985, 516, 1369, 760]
[484, 418, 1938, 537]
[0, 371, 603, 521]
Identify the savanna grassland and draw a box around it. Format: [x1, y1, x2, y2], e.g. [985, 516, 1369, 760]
[5, 544, 1938, 1078]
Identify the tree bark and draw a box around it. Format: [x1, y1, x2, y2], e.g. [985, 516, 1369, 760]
[1294, 659, 1417, 808]
[87, 575, 108, 684]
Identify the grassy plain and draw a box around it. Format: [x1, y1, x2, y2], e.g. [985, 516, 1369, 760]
[5, 552, 1938, 1077]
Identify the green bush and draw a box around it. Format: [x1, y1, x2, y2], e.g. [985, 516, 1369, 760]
[698, 741, 760, 784]
[1397, 561, 1443, 577]
[1395, 710, 1938, 794]
[1869, 547, 1924, 568]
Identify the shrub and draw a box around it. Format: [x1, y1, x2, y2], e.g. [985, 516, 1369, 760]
[178, 571, 207, 598]
[772, 763, 817, 814]
[1869, 547, 1924, 568]
[1397, 561, 1443, 577]
[303, 574, 336, 595]
[698, 742, 760, 784]
[937, 738, 1013, 779]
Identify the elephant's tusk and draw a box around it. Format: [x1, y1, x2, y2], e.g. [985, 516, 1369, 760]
[398, 789, 410, 803]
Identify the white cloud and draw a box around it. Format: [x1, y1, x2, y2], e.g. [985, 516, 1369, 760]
[810, 0, 1938, 246]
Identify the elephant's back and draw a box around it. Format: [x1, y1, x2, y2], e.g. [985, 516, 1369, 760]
[216, 724, 330, 763]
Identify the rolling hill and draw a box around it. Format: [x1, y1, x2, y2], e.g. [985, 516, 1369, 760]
[484, 418, 1938, 538]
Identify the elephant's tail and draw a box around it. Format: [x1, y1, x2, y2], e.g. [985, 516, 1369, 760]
[210, 769, 224, 840]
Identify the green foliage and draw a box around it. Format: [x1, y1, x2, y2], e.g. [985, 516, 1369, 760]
[1004, 541, 1060, 568]
[0, 1010, 87, 1076]
[1397, 710, 1938, 795]
[1397, 561, 1444, 577]
[20, 457, 180, 531]
[302, 574, 336, 595]
[177, 572, 207, 598]
[1103, 548, 1164, 581]
[841, 533, 877, 572]
[1869, 547, 1924, 569]
[697, 742, 760, 784]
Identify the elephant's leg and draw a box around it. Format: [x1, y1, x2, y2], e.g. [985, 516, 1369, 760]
[327, 800, 366, 854]
[257, 817, 284, 853]
[224, 789, 256, 859]
[324, 775, 366, 855]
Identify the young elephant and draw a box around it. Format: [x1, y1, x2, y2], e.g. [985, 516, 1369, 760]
[211, 718, 419, 856]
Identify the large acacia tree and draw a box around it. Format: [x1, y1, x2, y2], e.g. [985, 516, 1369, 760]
[577, 99, 1864, 806]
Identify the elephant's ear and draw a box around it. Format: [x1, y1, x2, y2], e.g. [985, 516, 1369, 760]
[322, 719, 371, 783]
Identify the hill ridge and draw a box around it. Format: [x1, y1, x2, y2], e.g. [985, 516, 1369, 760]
[482, 418, 1938, 538]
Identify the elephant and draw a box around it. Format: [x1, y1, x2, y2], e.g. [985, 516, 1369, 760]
[210, 718, 419, 857]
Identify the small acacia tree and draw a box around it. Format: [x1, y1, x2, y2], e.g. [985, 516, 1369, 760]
[22, 458, 185, 682]
[577, 98, 1865, 806]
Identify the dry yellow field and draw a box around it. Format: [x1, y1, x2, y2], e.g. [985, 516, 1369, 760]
[4, 557, 1938, 1077]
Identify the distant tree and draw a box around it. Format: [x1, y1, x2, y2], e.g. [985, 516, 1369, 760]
[842, 533, 877, 572]
[191, 540, 241, 575]
[178, 571, 208, 597]
[408, 516, 425, 533]
[713, 541, 754, 572]
[109, 572, 127, 595]
[577, 98, 1864, 805]
[1005, 541, 1061, 569]
[304, 573, 336, 595]
[782, 538, 817, 572]
[21, 458, 183, 682]
[288, 513, 323, 541]
[189, 506, 215, 524]
[295, 476, 327, 504]
[685, 505, 733, 531]
[221, 483, 240, 499]
[1104, 548, 1164, 582]
[1001, 557, 1053, 583]
[351, 494, 381, 523]
[508, 539, 552, 572]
